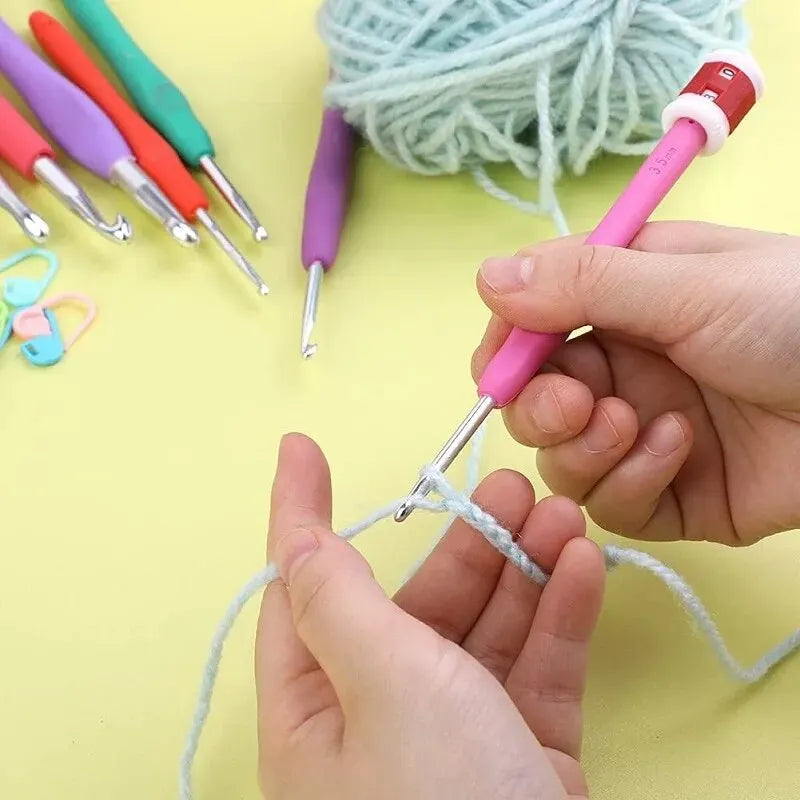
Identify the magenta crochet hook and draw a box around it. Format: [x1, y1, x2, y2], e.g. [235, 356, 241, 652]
[395, 49, 766, 522]
[300, 107, 355, 358]
[0, 18, 196, 245]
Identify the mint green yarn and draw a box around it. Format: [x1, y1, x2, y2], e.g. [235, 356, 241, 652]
[318, 0, 749, 216]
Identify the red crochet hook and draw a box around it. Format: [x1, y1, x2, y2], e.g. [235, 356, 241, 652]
[29, 10, 268, 294]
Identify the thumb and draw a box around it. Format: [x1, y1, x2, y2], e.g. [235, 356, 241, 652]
[476, 243, 739, 344]
[269, 434, 414, 705]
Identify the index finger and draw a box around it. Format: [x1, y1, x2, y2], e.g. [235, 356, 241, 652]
[471, 220, 769, 377]
[515, 221, 774, 261]
[505, 537, 606, 759]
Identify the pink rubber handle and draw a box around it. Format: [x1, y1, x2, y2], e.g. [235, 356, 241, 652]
[478, 118, 708, 407]
[0, 95, 54, 179]
[301, 108, 355, 271]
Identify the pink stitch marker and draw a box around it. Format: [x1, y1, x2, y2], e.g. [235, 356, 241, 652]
[13, 291, 96, 352]
[395, 49, 765, 522]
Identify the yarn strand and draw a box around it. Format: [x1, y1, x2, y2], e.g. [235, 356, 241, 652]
[179, 457, 800, 800]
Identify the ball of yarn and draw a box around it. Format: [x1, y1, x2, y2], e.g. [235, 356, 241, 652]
[318, 0, 748, 214]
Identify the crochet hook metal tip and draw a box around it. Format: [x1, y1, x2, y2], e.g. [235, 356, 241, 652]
[33, 156, 132, 243]
[101, 214, 134, 242]
[0, 174, 50, 241]
[110, 160, 198, 247]
[21, 210, 50, 241]
[168, 219, 201, 246]
[198, 155, 268, 242]
[195, 208, 269, 294]
[394, 395, 496, 523]
[300, 260, 323, 359]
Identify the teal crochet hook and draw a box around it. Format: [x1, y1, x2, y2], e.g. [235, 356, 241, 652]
[62, 0, 268, 242]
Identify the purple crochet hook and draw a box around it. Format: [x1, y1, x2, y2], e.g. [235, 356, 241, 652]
[300, 107, 355, 358]
[0, 18, 196, 245]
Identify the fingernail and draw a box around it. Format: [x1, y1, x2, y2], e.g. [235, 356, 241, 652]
[480, 256, 534, 293]
[581, 407, 622, 453]
[275, 529, 319, 585]
[645, 414, 686, 456]
[532, 386, 567, 433]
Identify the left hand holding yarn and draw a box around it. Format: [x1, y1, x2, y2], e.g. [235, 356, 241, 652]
[256, 433, 605, 800]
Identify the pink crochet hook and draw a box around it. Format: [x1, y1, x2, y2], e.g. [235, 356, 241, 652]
[395, 49, 765, 522]
[300, 106, 355, 358]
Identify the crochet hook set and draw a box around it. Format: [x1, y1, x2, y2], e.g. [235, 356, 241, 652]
[0, 4, 269, 294]
[0, 3, 363, 352]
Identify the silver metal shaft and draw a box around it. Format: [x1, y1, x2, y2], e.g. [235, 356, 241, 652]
[199, 155, 268, 242]
[33, 158, 132, 243]
[0, 172, 49, 241]
[394, 395, 496, 523]
[301, 261, 324, 358]
[110, 159, 198, 246]
[196, 208, 268, 295]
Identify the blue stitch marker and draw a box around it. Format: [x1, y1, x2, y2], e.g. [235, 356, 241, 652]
[0, 248, 59, 308]
[19, 308, 64, 367]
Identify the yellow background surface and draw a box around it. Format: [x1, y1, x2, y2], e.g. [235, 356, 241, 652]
[1, 1, 798, 798]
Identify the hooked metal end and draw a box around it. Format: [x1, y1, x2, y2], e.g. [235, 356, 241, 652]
[394, 395, 497, 523]
[33, 158, 134, 244]
[199, 155, 269, 242]
[168, 219, 200, 247]
[194, 208, 269, 293]
[21, 210, 50, 242]
[100, 214, 134, 243]
[110, 160, 196, 247]
[393, 497, 418, 523]
[0, 174, 50, 242]
[301, 261, 324, 359]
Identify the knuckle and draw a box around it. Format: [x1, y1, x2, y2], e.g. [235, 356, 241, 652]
[469, 627, 519, 679]
[585, 496, 640, 538]
[502, 405, 540, 448]
[289, 547, 337, 630]
[573, 245, 619, 314]
[536, 449, 587, 503]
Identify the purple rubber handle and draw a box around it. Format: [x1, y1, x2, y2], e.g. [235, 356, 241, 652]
[0, 18, 130, 179]
[301, 108, 355, 271]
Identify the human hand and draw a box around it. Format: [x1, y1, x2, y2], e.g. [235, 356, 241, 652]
[256, 433, 605, 800]
[474, 221, 800, 546]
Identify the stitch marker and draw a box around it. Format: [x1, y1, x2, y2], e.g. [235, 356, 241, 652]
[0, 248, 59, 307]
[14, 292, 97, 367]
[19, 308, 65, 366]
[394, 50, 766, 522]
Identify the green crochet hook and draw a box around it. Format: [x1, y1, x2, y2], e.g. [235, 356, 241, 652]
[62, 0, 268, 242]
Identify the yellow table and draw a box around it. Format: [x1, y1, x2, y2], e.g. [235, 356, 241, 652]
[1, 2, 798, 797]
